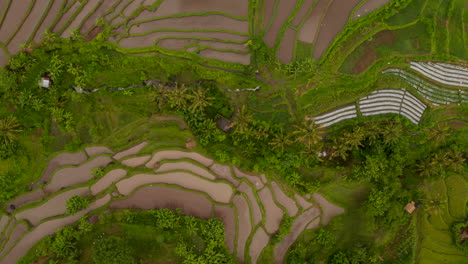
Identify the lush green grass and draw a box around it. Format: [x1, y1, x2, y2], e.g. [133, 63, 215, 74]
[386, 0, 427, 26]
[294, 40, 314, 61]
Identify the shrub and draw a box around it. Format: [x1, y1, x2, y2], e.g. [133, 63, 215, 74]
[66, 195, 90, 215]
[92, 236, 136, 264]
[50, 226, 81, 260]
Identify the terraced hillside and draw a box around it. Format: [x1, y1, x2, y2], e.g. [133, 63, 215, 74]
[0, 137, 343, 264]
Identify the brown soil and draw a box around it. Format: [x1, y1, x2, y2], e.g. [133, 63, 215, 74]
[271, 182, 298, 217]
[353, 0, 391, 19]
[199, 49, 251, 65]
[273, 207, 321, 264]
[197, 40, 248, 52]
[118, 31, 248, 48]
[33, 0, 63, 42]
[214, 205, 236, 253]
[233, 195, 252, 262]
[111, 185, 213, 219]
[298, 0, 331, 43]
[249, 227, 270, 264]
[130, 16, 248, 35]
[105, 0, 131, 21]
[121, 155, 151, 167]
[264, 0, 298, 48]
[85, 146, 113, 157]
[116, 172, 233, 203]
[44, 156, 112, 193]
[313, 193, 344, 225]
[258, 187, 284, 234]
[113, 142, 148, 160]
[7, 0, 49, 54]
[238, 182, 263, 225]
[91, 169, 128, 195]
[146, 150, 214, 168]
[6, 189, 45, 213]
[294, 193, 313, 209]
[62, 0, 101, 38]
[352, 30, 395, 73]
[233, 167, 263, 189]
[1, 195, 110, 264]
[122, 0, 145, 17]
[157, 38, 196, 50]
[313, 0, 361, 59]
[262, 0, 275, 30]
[40, 151, 87, 184]
[0, 222, 28, 256]
[80, 1, 115, 35]
[16, 187, 89, 226]
[0, 215, 9, 233]
[277, 27, 296, 63]
[153, 0, 248, 18]
[291, 0, 316, 26]
[53, 1, 81, 33]
[0, 0, 28, 43]
[210, 163, 239, 186]
[156, 161, 216, 180]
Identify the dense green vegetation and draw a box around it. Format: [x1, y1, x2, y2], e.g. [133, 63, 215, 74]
[0, 0, 466, 264]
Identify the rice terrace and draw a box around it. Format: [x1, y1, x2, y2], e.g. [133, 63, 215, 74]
[0, 0, 466, 264]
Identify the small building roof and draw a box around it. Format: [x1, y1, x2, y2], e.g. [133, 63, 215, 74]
[40, 77, 51, 88]
[405, 201, 416, 214]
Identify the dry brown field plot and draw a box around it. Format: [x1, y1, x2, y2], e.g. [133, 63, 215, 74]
[0, 142, 344, 264]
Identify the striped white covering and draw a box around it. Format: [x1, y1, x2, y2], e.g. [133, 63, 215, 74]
[410, 62, 468, 88]
[382, 68, 466, 106]
[307, 105, 357, 128]
[359, 89, 426, 124]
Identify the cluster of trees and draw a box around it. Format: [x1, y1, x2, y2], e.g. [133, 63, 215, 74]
[66, 195, 90, 215]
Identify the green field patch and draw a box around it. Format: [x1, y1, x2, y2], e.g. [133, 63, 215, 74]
[376, 22, 431, 57]
[445, 174, 467, 220]
[447, 0, 467, 59]
[294, 40, 314, 61]
[385, 0, 427, 26]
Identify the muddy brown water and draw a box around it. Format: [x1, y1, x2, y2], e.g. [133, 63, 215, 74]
[263, 0, 276, 30]
[264, 0, 298, 48]
[116, 172, 233, 203]
[15, 187, 89, 226]
[233, 167, 263, 190]
[80, 1, 116, 35]
[197, 40, 248, 52]
[130, 15, 248, 35]
[313, 0, 361, 59]
[146, 150, 214, 168]
[274, 206, 321, 264]
[0, 222, 28, 256]
[85, 146, 113, 157]
[33, 0, 63, 42]
[199, 49, 251, 65]
[210, 163, 239, 186]
[62, 0, 101, 38]
[105, 0, 131, 21]
[153, 0, 248, 18]
[111, 185, 213, 219]
[118, 31, 248, 48]
[0, 0, 29, 43]
[0, 195, 110, 264]
[113, 142, 147, 160]
[233, 195, 252, 262]
[277, 27, 296, 63]
[249, 227, 270, 264]
[291, 0, 316, 26]
[7, 0, 49, 54]
[6, 189, 45, 213]
[258, 187, 284, 234]
[313, 193, 344, 224]
[156, 161, 216, 180]
[239, 182, 263, 225]
[353, 0, 391, 19]
[91, 169, 127, 196]
[271, 182, 298, 217]
[122, 0, 145, 17]
[298, 0, 330, 43]
[214, 205, 236, 253]
[40, 151, 87, 184]
[306, 217, 320, 230]
[53, 1, 81, 33]
[121, 155, 151, 167]
[157, 38, 196, 50]
[295, 193, 313, 209]
[0, 216, 9, 234]
[44, 156, 112, 193]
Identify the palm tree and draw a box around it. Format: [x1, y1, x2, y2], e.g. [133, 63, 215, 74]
[332, 138, 350, 160]
[0, 117, 22, 145]
[381, 121, 403, 145]
[446, 149, 465, 173]
[151, 85, 169, 111]
[416, 159, 433, 178]
[188, 88, 213, 113]
[428, 124, 450, 145]
[168, 83, 189, 109]
[292, 119, 322, 145]
[230, 105, 253, 134]
[269, 128, 292, 153]
[343, 127, 364, 150]
[300, 141, 322, 165]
